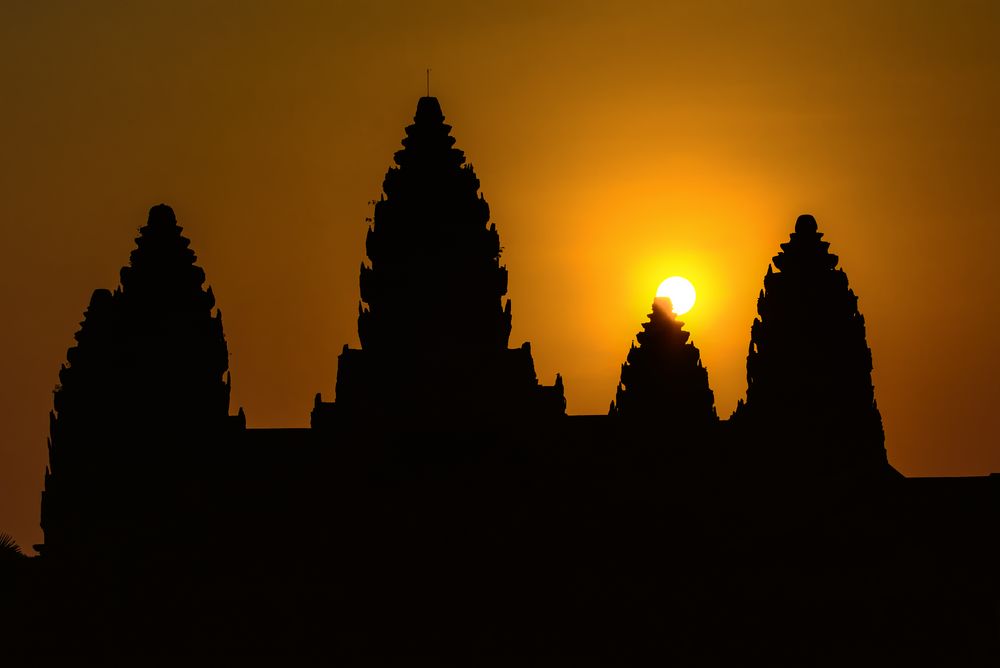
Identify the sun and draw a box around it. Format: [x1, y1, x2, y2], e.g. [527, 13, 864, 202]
[656, 276, 696, 315]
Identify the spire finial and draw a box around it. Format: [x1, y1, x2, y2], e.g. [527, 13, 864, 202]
[426, 68, 431, 96]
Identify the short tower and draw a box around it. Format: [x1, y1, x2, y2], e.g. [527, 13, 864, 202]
[611, 297, 717, 426]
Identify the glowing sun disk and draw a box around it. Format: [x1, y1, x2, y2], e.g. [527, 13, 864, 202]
[656, 276, 696, 315]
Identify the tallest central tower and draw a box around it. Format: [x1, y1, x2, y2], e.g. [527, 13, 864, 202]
[314, 97, 564, 427]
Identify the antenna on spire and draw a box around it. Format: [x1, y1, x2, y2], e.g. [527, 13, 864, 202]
[426, 68, 431, 97]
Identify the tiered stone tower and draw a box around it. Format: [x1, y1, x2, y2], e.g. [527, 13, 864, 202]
[42, 204, 240, 557]
[735, 214, 890, 477]
[610, 297, 717, 425]
[313, 97, 564, 427]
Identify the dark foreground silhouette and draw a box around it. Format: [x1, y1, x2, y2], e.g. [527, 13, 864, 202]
[3, 97, 998, 661]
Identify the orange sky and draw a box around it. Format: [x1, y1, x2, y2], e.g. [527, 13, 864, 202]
[1, 1, 998, 551]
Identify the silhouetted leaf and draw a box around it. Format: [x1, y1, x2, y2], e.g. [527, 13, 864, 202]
[0, 532, 23, 558]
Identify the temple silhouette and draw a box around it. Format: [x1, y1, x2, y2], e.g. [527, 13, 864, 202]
[4, 96, 998, 660]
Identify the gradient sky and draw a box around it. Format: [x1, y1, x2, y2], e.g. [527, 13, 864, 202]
[1, 1, 998, 550]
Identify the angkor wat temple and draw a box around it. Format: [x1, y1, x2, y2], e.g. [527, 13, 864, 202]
[4, 97, 998, 660]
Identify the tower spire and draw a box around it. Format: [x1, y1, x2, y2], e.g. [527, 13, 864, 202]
[738, 213, 890, 478]
[314, 95, 565, 426]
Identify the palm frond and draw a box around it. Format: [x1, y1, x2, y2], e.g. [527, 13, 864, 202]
[0, 532, 24, 557]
